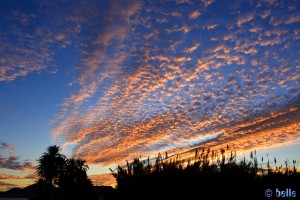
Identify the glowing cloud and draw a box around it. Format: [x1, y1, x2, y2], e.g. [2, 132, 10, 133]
[49, 0, 300, 169]
[189, 11, 201, 19]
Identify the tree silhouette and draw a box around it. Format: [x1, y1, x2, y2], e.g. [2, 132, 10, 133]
[58, 158, 94, 199]
[35, 145, 96, 199]
[36, 145, 65, 187]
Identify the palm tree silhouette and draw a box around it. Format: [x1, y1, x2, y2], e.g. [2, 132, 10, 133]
[36, 145, 66, 187]
[60, 158, 89, 186]
[35, 145, 96, 199]
[58, 158, 94, 199]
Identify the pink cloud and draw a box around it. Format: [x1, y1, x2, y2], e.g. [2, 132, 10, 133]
[0, 155, 34, 171]
[0, 173, 36, 180]
[0, 142, 15, 154]
[237, 13, 255, 27]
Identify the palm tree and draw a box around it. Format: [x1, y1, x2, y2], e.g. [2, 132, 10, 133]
[61, 158, 89, 185]
[36, 145, 66, 187]
[58, 158, 94, 199]
[75, 158, 89, 173]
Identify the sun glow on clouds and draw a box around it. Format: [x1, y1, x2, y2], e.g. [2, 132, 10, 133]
[49, 0, 300, 167]
[2, 0, 297, 169]
[49, 0, 300, 168]
[0, 142, 36, 191]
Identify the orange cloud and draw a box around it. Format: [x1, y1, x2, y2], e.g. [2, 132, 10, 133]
[237, 13, 255, 27]
[200, 0, 214, 7]
[0, 172, 36, 192]
[189, 11, 201, 19]
[171, 11, 182, 18]
[176, 107, 300, 161]
[185, 43, 200, 53]
[206, 24, 219, 30]
[0, 180, 18, 192]
[51, 0, 300, 173]
[285, 15, 300, 24]
[0, 173, 36, 180]
[260, 10, 271, 19]
[174, 57, 192, 63]
[89, 174, 116, 187]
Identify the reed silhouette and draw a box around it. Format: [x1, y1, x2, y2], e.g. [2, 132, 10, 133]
[110, 146, 300, 200]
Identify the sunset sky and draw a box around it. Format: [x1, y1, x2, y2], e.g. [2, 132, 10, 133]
[1, 0, 300, 191]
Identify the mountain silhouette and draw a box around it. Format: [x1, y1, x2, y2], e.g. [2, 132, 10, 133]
[0, 184, 116, 199]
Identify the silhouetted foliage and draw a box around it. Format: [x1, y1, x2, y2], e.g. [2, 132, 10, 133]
[34, 145, 96, 200]
[58, 158, 95, 199]
[35, 145, 65, 199]
[111, 147, 300, 200]
[36, 145, 65, 187]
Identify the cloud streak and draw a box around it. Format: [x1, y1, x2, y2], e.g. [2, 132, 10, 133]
[0, 142, 14, 154]
[0, 173, 36, 180]
[0, 180, 18, 191]
[0, 155, 34, 171]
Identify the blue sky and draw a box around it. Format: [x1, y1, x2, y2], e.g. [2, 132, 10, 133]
[1, 0, 300, 190]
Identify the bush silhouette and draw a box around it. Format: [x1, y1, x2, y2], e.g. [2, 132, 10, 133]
[110, 146, 300, 200]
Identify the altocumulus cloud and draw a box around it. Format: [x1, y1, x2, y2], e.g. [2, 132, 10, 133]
[2, 0, 297, 189]
[43, 0, 300, 167]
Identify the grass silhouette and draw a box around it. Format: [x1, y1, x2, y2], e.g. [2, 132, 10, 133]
[110, 146, 300, 200]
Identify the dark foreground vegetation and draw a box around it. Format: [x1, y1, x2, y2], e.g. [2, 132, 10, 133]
[111, 147, 300, 200]
[30, 145, 117, 200]
[2, 145, 298, 200]
[33, 145, 96, 199]
[0, 145, 114, 200]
